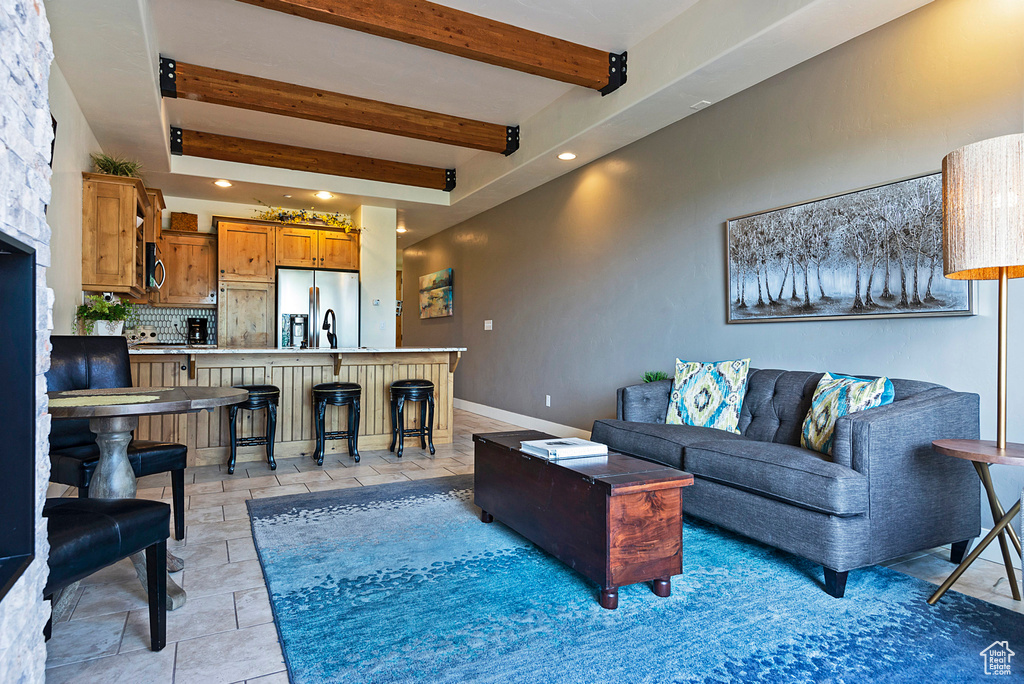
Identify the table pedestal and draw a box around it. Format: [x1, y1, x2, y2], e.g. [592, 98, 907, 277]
[90, 415, 187, 610]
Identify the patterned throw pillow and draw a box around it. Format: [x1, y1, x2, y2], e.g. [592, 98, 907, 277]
[666, 358, 751, 434]
[801, 373, 894, 455]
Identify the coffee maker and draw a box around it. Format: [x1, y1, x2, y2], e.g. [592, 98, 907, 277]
[186, 318, 208, 346]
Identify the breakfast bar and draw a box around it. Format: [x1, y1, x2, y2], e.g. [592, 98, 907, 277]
[128, 347, 465, 467]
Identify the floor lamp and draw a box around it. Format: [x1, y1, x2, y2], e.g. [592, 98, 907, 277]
[929, 133, 1024, 604]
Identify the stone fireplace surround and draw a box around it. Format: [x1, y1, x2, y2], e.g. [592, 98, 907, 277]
[0, 0, 55, 681]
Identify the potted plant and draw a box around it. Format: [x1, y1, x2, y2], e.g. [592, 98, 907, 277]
[90, 152, 143, 179]
[642, 371, 670, 383]
[74, 294, 137, 336]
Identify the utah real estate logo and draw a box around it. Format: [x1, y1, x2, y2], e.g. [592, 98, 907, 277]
[980, 641, 1015, 676]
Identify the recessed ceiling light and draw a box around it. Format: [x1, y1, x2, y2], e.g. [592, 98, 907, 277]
[314, 191, 333, 200]
[396, 227, 408, 234]
[557, 152, 577, 161]
[283, 194, 292, 198]
[214, 179, 232, 187]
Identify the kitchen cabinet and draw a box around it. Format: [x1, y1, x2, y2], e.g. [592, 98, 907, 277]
[144, 188, 165, 243]
[217, 281, 276, 348]
[156, 232, 217, 307]
[81, 173, 151, 297]
[318, 229, 359, 270]
[126, 188, 167, 305]
[276, 227, 318, 268]
[276, 226, 359, 270]
[217, 221, 275, 282]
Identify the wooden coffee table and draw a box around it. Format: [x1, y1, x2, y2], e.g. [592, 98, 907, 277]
[473, 430, 694, 609]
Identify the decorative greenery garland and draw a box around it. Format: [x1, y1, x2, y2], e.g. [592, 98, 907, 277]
[253, 201, 360, 233]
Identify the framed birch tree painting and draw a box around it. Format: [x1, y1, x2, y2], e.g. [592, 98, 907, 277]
[726, 173, 974, 323]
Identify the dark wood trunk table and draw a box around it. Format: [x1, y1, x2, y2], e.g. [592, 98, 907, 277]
[473, 430, 693, 609]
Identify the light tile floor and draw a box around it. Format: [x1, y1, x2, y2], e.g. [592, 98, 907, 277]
[44, 410, 1024, 682]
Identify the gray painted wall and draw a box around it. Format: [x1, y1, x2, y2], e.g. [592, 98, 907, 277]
[403, 0, 1024, 509]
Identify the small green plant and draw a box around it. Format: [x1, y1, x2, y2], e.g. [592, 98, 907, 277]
[90, 152, 143, 179]
[74, 294, 138, 334]
[642, 371, 670, 383]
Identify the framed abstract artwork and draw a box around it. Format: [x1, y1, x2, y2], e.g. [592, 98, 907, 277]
[419, 268, 453, 319]
[726, 173, 974, 323]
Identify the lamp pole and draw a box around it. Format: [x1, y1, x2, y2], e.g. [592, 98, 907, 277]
[998, 266, 1008, 450]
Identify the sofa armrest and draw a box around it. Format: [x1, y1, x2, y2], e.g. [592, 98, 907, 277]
[617, 380, 672, 423]
[831, 388, 981, 563]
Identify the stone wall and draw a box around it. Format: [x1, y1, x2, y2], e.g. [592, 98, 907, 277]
[0, 0, 54, 681]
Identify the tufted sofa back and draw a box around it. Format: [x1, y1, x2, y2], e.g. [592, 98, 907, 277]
[738, 368, 945, 446]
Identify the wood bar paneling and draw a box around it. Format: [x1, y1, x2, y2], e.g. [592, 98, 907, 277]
[132, 351, 457, 466]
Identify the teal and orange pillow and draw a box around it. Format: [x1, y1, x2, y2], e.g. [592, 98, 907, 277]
[801, 373, 895, 455]
[666, 358, 751, 434]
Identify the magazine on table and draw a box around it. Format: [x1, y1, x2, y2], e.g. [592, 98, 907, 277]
[519, 437, 608, 460]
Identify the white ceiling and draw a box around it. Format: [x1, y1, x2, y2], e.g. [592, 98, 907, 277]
[45, 0, 935, 243]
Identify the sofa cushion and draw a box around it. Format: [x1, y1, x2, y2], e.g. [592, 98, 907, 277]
[801, 373, 892, 455]
[591, 419, 750, 470]
[666, 358, 750, 434]
[684, 440, 868, 516]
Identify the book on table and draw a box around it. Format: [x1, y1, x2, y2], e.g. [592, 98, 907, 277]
[519, 437, 608, 460]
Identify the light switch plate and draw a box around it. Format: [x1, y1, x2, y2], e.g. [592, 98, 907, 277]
[484, 320, 493, 331]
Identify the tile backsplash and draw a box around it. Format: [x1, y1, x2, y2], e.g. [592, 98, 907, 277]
[133, 305, 217, 344]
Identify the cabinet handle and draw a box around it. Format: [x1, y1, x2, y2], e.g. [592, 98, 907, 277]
[221, 269, 225, 273]
[220, 288, 225, 292]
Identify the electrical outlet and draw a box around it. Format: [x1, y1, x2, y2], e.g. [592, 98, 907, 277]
[545, 395, 551, 407]
[379, 322, 386, 330]
[484, 320, 493, 331]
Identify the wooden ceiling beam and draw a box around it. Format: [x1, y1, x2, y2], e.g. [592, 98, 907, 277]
[170, 128, 455, 191]
[234, 0, 626, 94]
[160, 58, 519, 155]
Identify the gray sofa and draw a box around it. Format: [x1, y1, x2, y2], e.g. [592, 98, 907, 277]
[591, 369, 981, 597]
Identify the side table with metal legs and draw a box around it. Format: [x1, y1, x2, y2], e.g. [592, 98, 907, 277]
[928, 440, 1024, 605]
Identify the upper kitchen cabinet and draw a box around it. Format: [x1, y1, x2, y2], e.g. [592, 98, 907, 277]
[276, 227, 318, 268]
[318, 229, 359, 270]
[157, 232, 218, 307]
[217, 221, 275, 282]
[143, 188, 165, 242]
[217, 281, 276, 348]
[81, 173, 151, 297]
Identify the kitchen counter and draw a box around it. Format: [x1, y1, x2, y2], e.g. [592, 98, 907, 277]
[129, 346, 466, 354]
[129, 347, 465, 467]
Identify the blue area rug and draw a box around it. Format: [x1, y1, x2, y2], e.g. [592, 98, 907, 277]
[248, 475, 1024, 683]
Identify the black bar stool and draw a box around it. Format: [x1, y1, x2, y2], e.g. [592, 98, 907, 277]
[228, 385, 280, 474]
[312, 382, 361, 466]
[389, 379, 435, 459]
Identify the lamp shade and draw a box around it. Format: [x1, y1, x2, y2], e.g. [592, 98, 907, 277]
[942, 133, 1024, 280]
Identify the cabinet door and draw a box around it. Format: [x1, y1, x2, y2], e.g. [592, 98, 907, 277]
[318, 230, 359, 270]
[82, 178, 141, 293]
[218, 281, 275, 348]
[217, 222, 275, 282]
[158, 232, 217, 306]
[276, 227, 318, 267]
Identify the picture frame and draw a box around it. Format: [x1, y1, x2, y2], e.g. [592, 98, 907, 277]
[419, 268, 453, 319]
[725, 172, 974, 324]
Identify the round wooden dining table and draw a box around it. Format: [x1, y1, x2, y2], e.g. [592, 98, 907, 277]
[48, 386, 248, 609]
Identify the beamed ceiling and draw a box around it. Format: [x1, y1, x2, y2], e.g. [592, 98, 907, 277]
[46, 0, 935, 241]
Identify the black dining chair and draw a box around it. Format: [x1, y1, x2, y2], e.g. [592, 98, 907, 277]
[43, 497, 169, 651]
[46, 336, 187, 540]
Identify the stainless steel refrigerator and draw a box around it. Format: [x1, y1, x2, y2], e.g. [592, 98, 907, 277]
[276, 268, 360, 348]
